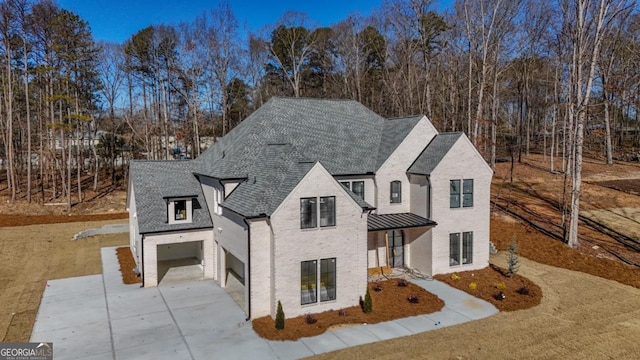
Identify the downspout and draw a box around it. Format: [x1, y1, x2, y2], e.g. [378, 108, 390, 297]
[426, 175, 432, 219]
[243, 218, 251, 321]
[140, 235, 145, 287]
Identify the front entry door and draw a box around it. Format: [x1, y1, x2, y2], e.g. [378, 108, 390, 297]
[387, 230, 404, 268]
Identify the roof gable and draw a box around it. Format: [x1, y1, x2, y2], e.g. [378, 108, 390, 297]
[407, 133, 464, 175]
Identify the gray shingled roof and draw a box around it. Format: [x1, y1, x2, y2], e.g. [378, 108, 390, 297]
[407, 133, 463, 175]
[130, 160, 213, 234]
[368, 213, 437, 231]
[195, 97, 422, 178]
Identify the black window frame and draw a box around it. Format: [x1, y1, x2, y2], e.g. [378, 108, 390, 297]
[390, 180, 402, 203]
[449, 233, 461, 266]
[301, 260, 317, 305]
[319, 196, 336, 227]
[462, 231, 473, 264]
[462, 179, 474, 207]
[300, 197, 317, 229]
[320, 258, 336, 302]
[450, 180, 461, 208]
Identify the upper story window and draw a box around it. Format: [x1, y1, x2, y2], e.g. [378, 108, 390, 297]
[167, 197, 193, 224]
[300, 197, 317, 229]
[340, 181, 364, 200]
[300, 196, 336, 229]
[450, 179, 473, 208]
[174, 200, 187, 220]
[390, 180, 402, 203]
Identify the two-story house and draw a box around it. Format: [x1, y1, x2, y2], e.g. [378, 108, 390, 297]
[126, 97, 493, 320]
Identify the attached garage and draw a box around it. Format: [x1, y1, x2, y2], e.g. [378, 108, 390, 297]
[141, 229, 215, 287]
[221, 248, 246, 311]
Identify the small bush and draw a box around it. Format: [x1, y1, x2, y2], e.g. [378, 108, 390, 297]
[496, 282, 506, 290]
[451, 273, 461, 281]
[338, 309, 348, 317]
[305, 314, 317, 325]
[397, 279, 408, 287]
[363, 288, 373, 313]
[373, 283, 383, 292]
[469, 282, 477, 290]
[407, 294, 419, 303]
[275, 300, 285, 330]
[517, 286, 530, 295]
[494, 291, 506, 301]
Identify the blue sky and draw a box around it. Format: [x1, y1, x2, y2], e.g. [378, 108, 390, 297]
[58, 0, 389, 43]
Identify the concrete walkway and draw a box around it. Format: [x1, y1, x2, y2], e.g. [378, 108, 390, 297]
[31, 247, 497, 360]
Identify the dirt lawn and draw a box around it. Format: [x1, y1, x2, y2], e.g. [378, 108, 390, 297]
[311, 254, 640, 360]
[0, 220, 129, 342]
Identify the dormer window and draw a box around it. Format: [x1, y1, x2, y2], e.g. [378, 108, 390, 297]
[174, 200, 187, 220]
[167, 197, 194, 224]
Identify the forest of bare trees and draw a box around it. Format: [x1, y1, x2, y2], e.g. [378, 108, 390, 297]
[0, 0, 639, 244]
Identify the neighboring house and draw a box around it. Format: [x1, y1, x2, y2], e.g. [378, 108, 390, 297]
[127, 97, 493, 320]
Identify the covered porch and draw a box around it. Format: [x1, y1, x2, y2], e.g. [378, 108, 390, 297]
[367, 213, 436, 277]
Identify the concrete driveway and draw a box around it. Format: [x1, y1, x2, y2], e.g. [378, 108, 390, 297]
[30, 247, 497, 360]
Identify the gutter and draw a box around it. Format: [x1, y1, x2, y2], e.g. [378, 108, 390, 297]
[140, 235, 145, 287]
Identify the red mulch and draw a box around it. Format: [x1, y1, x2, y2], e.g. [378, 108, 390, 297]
[253, 279, 444, 341]
[0, 212, 127, 227]
[116, 247, 142, 284]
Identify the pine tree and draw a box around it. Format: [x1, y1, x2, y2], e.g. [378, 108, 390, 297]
[363, 287, 373, 313]
[275, 300, 285, 330]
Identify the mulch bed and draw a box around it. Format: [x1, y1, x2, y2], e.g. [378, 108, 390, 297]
[253, 279, 444, 341]
[491, 216, 640, 289]
[434, 264, 542, 312]
[116, 247, 142, 284]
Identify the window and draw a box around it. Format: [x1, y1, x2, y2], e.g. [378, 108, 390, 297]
[390, 180, 402, 203]
[300, 198, 317, 229]
[174, 200, 187, 220]
[450, 180, 461, 208]
[301, 196, 335, 228]
[319, 196, 336, 227]
[302, 258, 337, 305]
[462, 232, 473, 264]
[340, 181, 365, 200]
[301, 260, 317, 305]
[449, 233, 460, 266]
[320, 258, 336, 301]
[451, 179, 473, 208]
[450, 231, 473, 266]
[463, 179, 473, 207]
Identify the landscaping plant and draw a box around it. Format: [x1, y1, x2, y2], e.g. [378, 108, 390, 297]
[363, 287, 373, 313]
[275, 300, 285, 330]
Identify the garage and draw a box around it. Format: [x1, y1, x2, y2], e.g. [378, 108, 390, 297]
[157, 240, 204, 285]
[223, 250, 246, 310]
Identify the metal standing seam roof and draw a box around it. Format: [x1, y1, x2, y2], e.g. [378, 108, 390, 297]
[367, 213, 437, 231]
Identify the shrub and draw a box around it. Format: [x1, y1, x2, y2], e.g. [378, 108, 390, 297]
[373, 283, 383, 292]
[451, 273, 461, 281]
[275, 300, 285, 330]
[397, 279, 408, 287]
[338, 309, 348, 317]
[507, 235, 520, 277]
[494, 291, 506, 301]
[517, 286, 530, 295]
[407, 294, 419, 303]
[496, 282, 506, 290]
[469, 282, 477, 290]
[305, 314, 317, 325]
[363, 287, 373, 313]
